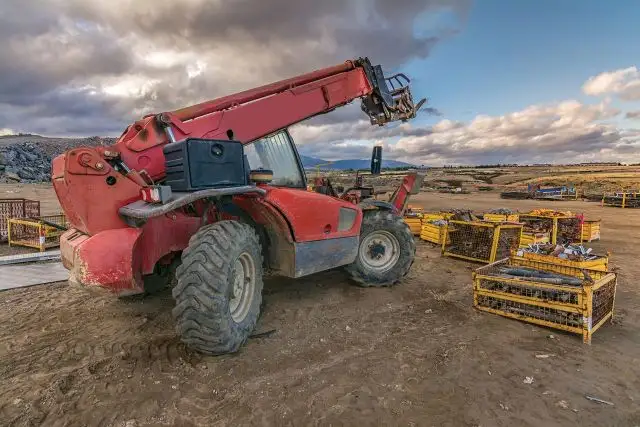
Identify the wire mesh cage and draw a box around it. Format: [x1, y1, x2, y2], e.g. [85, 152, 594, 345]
[556, 217, 582, 244]
[601, 191, 640, 208]
[8, 214, 68, 251]
[0, 198, 40, 242]
[519, 214, 581, 244]
[473, 257, 617, 343]
[442, 221, 523, 263]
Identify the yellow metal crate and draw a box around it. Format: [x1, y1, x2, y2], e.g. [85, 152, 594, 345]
[519, 214, 581, 244]
[483, 213, 520, 223]
[403, 217, 422, 236]
[421, 211, 455, 221]
[473, 257, 616, 344]
[405, 205, 424, 214]
[8, 214, 68, 252]
[420, 222, 449, 244]
[519, 231, 551, 247]
[601, 192, 640, 208]
[581, 220, 601, 242]
[512, 250, 609, 272]
[442, 221, 523, 264]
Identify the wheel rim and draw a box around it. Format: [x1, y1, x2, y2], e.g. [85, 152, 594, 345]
[359, 230, 400, 273]
[229, 252, 256, 323]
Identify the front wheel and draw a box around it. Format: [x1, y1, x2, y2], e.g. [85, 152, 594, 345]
[345, 210, 416, 287]
[172, 220, 263, 355]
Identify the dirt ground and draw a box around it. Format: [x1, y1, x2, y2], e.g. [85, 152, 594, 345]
[1, 188, 640, 427]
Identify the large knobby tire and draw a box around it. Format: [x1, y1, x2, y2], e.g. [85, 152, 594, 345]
[345, 210, 416, 287]
[172, 220, 263, 355]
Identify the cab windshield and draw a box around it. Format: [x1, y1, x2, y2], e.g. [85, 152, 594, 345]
[244, 130, 305, 188]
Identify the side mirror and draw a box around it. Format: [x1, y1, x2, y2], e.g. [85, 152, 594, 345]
[370, 146, 382, 175]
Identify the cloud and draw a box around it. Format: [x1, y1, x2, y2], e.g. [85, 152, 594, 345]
[582, 66, 640, 101]
[625, 110, 640, 119]
[294, 99, 640, 165]
[0, 0, 470, 136]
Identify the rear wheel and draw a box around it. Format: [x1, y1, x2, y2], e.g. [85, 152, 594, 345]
[345, 210, 415, 287]
[172, 220, 263, 355]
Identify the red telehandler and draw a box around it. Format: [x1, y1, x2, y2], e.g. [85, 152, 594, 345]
[52, 57, 426, 355]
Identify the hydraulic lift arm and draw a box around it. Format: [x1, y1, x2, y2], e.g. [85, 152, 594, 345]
[110, 57, 424, 181]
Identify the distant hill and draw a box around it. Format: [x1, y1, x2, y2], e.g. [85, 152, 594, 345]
[300, 155, 414, 170]
[299, 155, 328, 167]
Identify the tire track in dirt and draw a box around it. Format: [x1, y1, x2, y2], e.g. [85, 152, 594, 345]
[0, 282, 192, 426]
[2, 221, 640, 426]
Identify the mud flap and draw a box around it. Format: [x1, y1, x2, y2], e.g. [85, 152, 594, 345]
[61, 228, 144, 295]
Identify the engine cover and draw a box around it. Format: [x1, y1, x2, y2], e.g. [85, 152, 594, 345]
[163, 138, 247, 191]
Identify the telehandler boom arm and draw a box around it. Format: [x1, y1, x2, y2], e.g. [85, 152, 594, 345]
[112, 57, 423, 181]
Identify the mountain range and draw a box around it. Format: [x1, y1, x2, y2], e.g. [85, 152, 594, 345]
[299, 155, 414, 170]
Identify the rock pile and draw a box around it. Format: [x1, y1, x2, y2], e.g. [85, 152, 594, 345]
[0, 142, 54, 183]
[0, 137, 115, 183]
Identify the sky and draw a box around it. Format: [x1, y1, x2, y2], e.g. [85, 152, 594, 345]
[0, 0, 639, 166]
